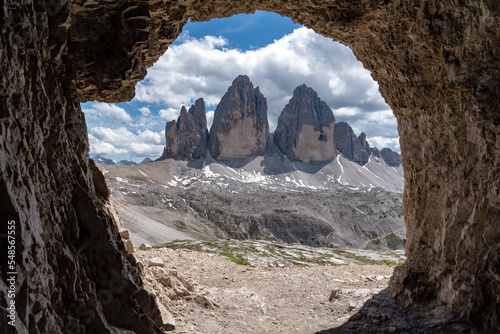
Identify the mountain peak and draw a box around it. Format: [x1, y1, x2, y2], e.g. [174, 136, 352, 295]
[161, 99, 208, 160]
[274, 84, 336, 163]
[209, 75, 270, 160]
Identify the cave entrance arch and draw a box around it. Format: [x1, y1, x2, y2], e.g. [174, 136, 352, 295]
[85, 10, 406, 253]
[1, 1, 498, 333]
[75, 2, 500, 331]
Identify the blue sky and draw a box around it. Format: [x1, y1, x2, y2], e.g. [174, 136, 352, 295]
[82, 11, 399, 162]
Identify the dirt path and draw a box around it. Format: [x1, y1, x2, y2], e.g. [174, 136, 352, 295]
[134, 247, 395, 334]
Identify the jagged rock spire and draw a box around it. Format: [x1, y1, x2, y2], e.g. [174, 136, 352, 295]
[274, 84, 336, 163]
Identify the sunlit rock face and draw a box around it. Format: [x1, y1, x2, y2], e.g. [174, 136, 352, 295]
[274, 85, 336, 163]
[1, 0, 498, 333]
[209, 75, 270, 160]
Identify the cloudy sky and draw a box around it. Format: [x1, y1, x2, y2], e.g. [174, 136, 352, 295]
[82, 11, 400, 162]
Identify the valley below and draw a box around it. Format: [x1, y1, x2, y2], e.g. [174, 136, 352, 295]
[100, 153, 406, 251]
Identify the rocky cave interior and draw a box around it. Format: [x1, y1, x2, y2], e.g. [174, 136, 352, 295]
[0, 1, 498, 333]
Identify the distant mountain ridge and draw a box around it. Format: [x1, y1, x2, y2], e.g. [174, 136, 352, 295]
[92, 155, 152, 165]
[160, 75, 401, 168]
[94, 75, 405, 256]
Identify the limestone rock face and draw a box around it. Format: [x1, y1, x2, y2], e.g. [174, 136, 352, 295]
[380, 148, 401, 167]
[274, 85, 336, 163]
[162, 98, 208, 160]
[334, 122, 370, 165]
[2, 0, 499, 332]
[209, 75, 270, 160]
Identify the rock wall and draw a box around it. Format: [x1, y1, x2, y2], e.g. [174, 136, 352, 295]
[380, 148, 401, 167]
[0, 2, 166, 333]
[274, 85, 336, 163]
[1, 0, 498, 332]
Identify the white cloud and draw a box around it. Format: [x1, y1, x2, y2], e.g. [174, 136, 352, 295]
[137, 129, 163, 145]
[83, 103, 132, 122]
[88, 134, 128, 156]
[368, 136, 400, 152]
[159, 108, 180, 122]
[333, 107, 362, 117]
[86, 26, 399, 159]
[88, 127, 164, 158]
[138, 106, 151, 116]
[206, 110, 215, 129]
[134, 27, 395, 138]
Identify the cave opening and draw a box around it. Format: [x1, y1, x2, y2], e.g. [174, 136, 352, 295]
[82, 10, 406, 251]
[83, 10, 408, 333]
[2, 1, 496, 333]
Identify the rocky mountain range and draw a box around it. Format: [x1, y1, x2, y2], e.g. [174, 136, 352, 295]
[160, 75, 401, 168]
[94, 75, 405, 255]
[92, 154, 152, 165]
[101, 154, 405, 252]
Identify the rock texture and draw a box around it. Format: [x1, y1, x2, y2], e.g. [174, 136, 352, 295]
[274, 85, 336, 163]
[334, 122, 370, 165]
[0, 2, 165, 333]
[209, 75, 270, 160]
[162, 98, 208, 160]
[134, 247, 398, 334]
[1, 0, 499, 333]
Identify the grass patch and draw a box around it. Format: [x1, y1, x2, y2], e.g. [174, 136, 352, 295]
[378, 259, 405, 266]
[222, 252, 250, 266]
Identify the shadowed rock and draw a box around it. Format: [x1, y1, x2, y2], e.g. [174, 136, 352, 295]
[358, 132, 371, 156]
[380, 148, 401, 167]
[162, 98, 208, 160]
[334, 122, 370, 165]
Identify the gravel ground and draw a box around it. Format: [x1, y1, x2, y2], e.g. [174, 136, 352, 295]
[135, 248, 481, 334]
[134, 247, 396, 334]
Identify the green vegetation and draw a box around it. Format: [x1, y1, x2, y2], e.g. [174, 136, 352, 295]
[379, 259, 405, 266]
[153, 239, 405, 268]
[222, 252, 250, 265]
